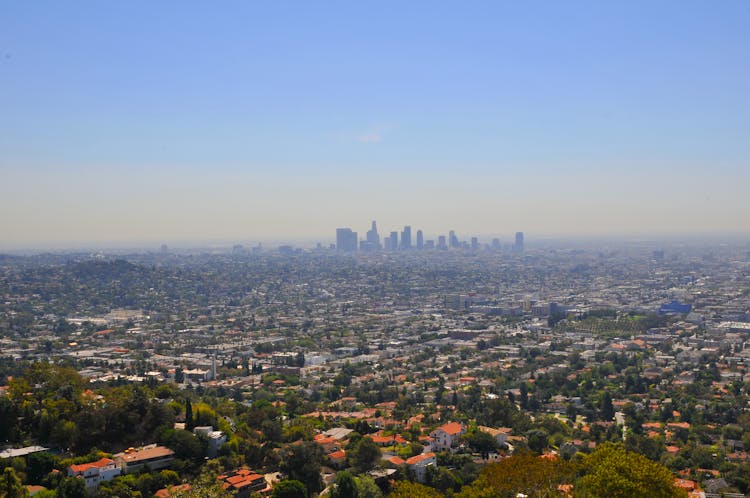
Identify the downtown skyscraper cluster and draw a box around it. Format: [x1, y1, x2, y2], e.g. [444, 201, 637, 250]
[336, 221, 523, 253]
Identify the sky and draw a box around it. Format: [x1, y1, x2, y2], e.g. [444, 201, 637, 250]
[1, 1, 749, 248]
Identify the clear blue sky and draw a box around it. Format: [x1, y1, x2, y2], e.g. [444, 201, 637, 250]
[1, 1, 749, 247]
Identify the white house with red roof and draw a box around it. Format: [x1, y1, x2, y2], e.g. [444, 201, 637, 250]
[67, 458, 121, 489]
[405, 452, 436, 482]
[429, 422, 465, 451]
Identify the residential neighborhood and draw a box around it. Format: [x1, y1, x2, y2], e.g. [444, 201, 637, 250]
[1, 241, 750, 497]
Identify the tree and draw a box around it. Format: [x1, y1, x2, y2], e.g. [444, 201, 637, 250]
[171, 460, 229, 498]
[348, 437, 381, 472]
[465, 430, 500, 458]
[354, 475, 383, 498]
[520, 382, 529, 409]
[576, 443, 687, 498]
[330, 471, 357, 498]
[600, 391, 615, 421]
[389, 481, 443, 498]
[526, 429, 549, 454]
[271, 480, 308, 498]
[26, 451, 57, 484]
[279, 442, 324, 496]
[185, 398, 193, 429]
[457, 450, 574, 498]
[0, 468, 29, 498]
[57, 476, 88, 498]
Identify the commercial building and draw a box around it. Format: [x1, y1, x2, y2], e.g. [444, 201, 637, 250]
[336, 228, 358, 252]
[114, 445, 175, 474]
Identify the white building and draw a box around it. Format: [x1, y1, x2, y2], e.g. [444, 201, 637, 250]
[405, 452, 436, 482]
[429, 422, 465, 451]
[67, 458, 122, 489]
[194, 426, 227, 458]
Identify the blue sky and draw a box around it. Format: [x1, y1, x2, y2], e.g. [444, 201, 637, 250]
[1, 1, 749, 247]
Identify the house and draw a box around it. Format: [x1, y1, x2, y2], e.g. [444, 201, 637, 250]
[67, 458, 121, 489]
[218, 468, 269, 498]
[328, 449, 347, 469]
[370, 434, 409, 446]
[429, 422, 465, 451]
[405, 452, 436, 482]
[114, 445, 174, 474]
[477, 426, 512, 446]
[193, 426, 227, 457]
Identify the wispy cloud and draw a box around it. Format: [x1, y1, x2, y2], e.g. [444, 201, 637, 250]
[356, 132, 383, 143]
[354, 124, 394, 144]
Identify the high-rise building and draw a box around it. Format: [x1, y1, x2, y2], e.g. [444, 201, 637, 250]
[401, 226, 412, 250]
[491, 238, 501, 251]
[416, 230, 424, 249]
[336, 228, 358, 252]
[514, 232, 524, 253]
[363, 220, 381, 251]
[437, 235, 447, 250]
[389, 231, 399, 251]
[449, 230, 459, 248]
[471, 237, 479, 251]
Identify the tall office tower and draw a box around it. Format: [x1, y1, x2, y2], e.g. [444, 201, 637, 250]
[389, 231, 398, 251]
[383, 236, 391, 251]
[416, 230, 424, 249]
[437, 235, 447, 250]
[336, 228, 358, 252]
[364, 220, 381, 251]
[401, 226, 412, 250]
[449, 230, 459, 248]
[514, 232, 524, 253]
[471, 237, 479, 251]
[491, 238, 501, 250]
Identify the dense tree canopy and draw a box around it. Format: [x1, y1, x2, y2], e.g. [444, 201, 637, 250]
[575, 443, 686, 498]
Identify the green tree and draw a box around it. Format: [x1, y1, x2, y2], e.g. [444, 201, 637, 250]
[576, 443, 687, 498]
[330, 471, 357, 498]
[57, 476, 88, 498]
[185, 398, 193, 429]
[348, 437, 381, 472]
[271, 479, 308, 498]
[279, 442, 324, 495]
[600, 391, 615, 421]
[0, 468, 30, 498]
[389, 481, 443, 498]
[457, 450, 574, 498]
[26, 451, 57, 484]
[355, 475, 383, 498]
[465, 430, 500, 458]
[172, 460, 230, 498]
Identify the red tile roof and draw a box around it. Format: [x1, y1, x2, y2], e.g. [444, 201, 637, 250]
[69, 458, 115, 474]
[406, 452, 436, 465]
[436, 422, 463, 435]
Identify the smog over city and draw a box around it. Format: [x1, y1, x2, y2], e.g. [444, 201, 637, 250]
[0, 2, 749, 498]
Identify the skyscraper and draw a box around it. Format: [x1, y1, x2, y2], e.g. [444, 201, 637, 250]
[449, 230, 459, 248]
[471, 237, 479, 251]
[514, 232, 524, 253]
[416, 230, 424, 250]
[363, 220, 381, 251]
[401, 226, 412, 250]
[389, 231, 398, 251]
[336, 228, 358, 252]
[437, 235, 447, 250]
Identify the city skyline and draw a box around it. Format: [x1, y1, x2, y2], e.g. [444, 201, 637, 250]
[2, 1, 749, 248]
[336, 221, 523, 252]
